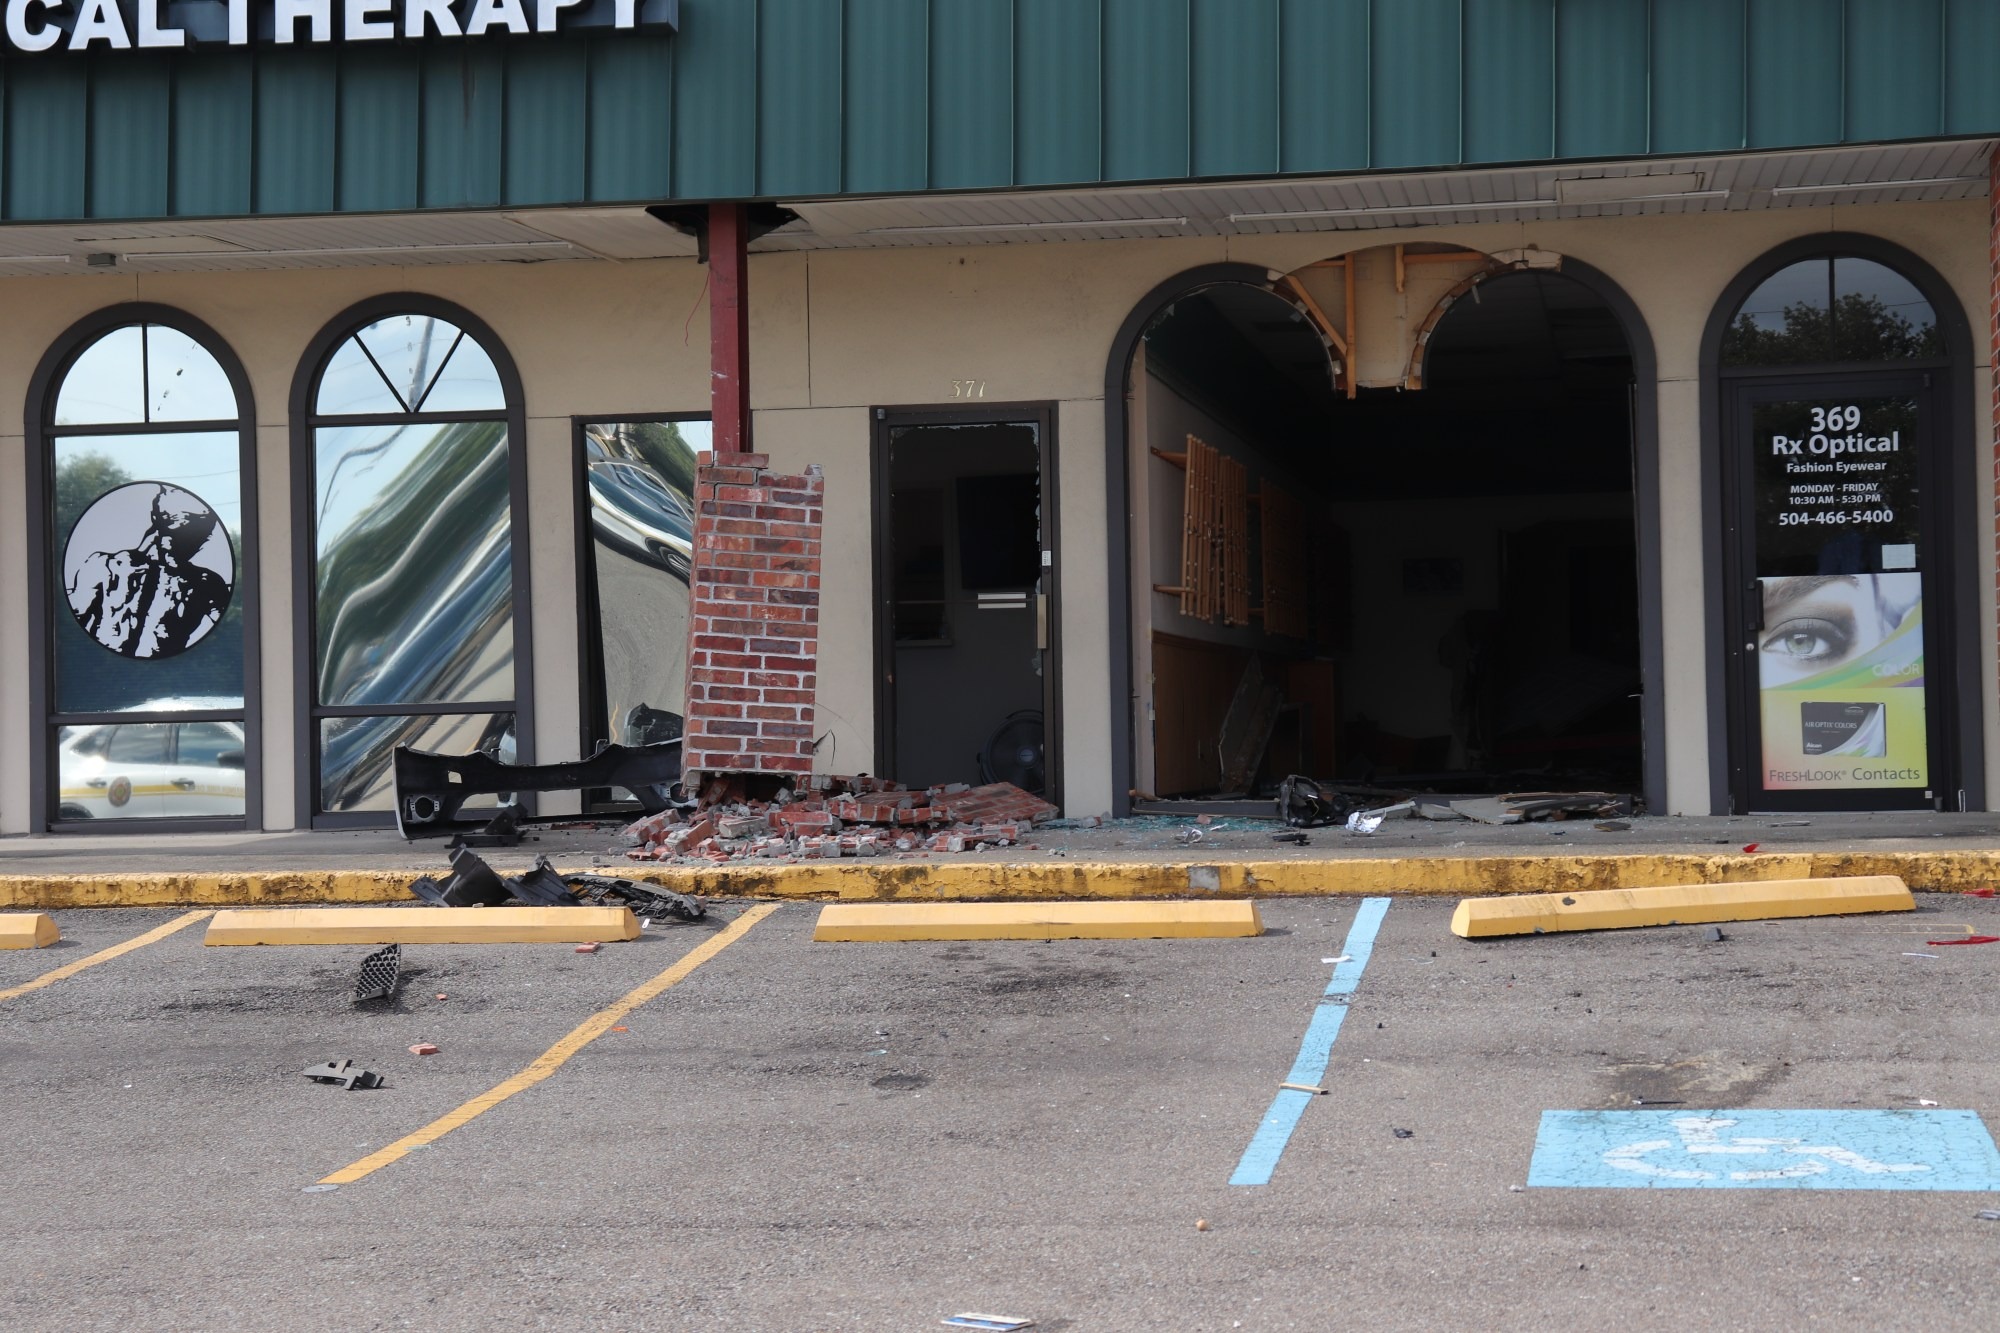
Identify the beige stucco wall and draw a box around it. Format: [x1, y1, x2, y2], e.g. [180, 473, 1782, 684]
[0, 195, 1989, 831]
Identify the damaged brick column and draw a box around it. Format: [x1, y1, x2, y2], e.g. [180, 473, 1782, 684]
[681, 452, 825, 785]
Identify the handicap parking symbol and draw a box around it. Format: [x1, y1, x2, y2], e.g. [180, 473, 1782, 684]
[1529, 1109, 2000, 1190]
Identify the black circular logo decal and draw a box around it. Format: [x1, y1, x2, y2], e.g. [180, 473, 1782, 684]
[63, 481, 234, 660]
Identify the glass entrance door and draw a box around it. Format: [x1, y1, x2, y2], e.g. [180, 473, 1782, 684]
[1724, 374, 1944, 811]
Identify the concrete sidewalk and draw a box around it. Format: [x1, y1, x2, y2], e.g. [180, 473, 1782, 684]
[3, 810, 1999, 908]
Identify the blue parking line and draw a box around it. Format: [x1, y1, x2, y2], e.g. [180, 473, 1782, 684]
[1230, 896, 1391, 1187]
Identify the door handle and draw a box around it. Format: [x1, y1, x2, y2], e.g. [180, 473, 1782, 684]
[85, 778, 107, 788]
[1036, 592, 1048, 651]
[171, 778, 197, 790]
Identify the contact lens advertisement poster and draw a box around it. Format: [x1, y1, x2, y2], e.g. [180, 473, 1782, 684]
[1752, 394, 1928, 793]
[1758, 573, 1926, 790]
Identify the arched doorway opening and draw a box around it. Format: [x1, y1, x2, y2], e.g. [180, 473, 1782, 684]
[1114, 249, 1659, 812]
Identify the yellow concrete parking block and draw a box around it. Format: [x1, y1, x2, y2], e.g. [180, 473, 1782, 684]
[813, 899, 1264, 942]
[204, 906, 639, 946]
[1450, 875, 1915, 938]
[0, 913, 59, 949]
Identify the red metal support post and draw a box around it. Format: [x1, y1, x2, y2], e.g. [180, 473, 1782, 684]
[710, 202, 752, 455]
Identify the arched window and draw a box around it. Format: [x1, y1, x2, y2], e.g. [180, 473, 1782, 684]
[1720, 256, 1943, 367]
[29, 308, 257, 826]
[296, 300, 530, 823]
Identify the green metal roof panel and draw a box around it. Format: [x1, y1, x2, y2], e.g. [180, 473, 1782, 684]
[1102, 0, 1190, 183]
[89, 55, 170, 220]
[0, 0, 1994, 224]
[420, 47, 505, 209]
[759, 0, 843, 196]
[172, 55, 253, 216]
[588, 35, 676, 201]
[930, 0, 1013, 190]
[1015, 0, 1101, 185]
[1944, 1, 2000, 136]
[7, 63, 86, 222]
[1277, 0, 1369, 174]
[1371, 0, 1461, 170]
[843, 0, 928, 193]
[1463, 0, 1553, 164]
[1746, 0, 1843, 149]
[1845, 0, 1943, 144]
[255, 51, 337, 215]
[1554, 0, 1647, 160]
[1191, 0, 1278, 179]
[1651, 0, 1745, 154]
[338, 50, 422, 213]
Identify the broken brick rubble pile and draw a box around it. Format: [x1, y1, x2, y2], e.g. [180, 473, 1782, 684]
[621, 775, 1060, 862]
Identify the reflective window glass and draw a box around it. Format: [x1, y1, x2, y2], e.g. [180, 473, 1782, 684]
[54, 326, 145, 425]
[417, 335, 507, 412]
[175, 720, 244, 767]
[320, 712, 515, 813]
[1722, 257, 1943, 366]
[357, 315, 462, 411]
[107, 722, 172, 764]
[314, 420, 514, 707]
[582, 419, 706, 806]
[145, 328, 235, 422]
[316, 336, 408, 416]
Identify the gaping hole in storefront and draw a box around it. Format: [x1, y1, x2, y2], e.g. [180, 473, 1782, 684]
[1131, 256, 1642, 802]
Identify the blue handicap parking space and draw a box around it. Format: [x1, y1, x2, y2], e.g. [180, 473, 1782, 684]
[1529, 1109, 2000, 1190]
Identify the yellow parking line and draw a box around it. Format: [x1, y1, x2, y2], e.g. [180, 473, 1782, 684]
[0, 910, 211, 1002]
[316, 902, 779, 1187]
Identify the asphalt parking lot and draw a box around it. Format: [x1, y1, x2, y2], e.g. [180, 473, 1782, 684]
[4, 895, 1999, 1331]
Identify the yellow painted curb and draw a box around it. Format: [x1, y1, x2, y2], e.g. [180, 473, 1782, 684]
[3, 850, 1996, 910]
[813, 899, 1264, 941]
[1449, 875, 1916, 938]
[203, 905, 640, 946]
[0, 913, 59, 949]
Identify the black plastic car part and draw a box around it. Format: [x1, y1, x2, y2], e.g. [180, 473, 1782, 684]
[393, 739, 685, 840]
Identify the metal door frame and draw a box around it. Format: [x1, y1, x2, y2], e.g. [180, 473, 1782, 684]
[870, 402, 1061, 807]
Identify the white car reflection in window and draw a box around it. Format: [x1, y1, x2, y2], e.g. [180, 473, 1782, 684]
[58, 714, 245, 820]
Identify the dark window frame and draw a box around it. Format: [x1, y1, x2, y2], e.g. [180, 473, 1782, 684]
[1700, 233, 1982, 814]
[289, 294, 534, 830]
[570, 411, 710, 813]
[25, 302, 261, 833]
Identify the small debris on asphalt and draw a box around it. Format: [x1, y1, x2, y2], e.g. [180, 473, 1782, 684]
[353, 943, 402, 1004]
[1194, 1218, 1210, 1231]
[1964, 888, 1995, 898]
[1270, 830, 1310, 845]
[1703, 926, 1726, 943]
[1632, 1098, 1685, 1106]
[408, 1043, 439, 1056]
[1742, 843, 1761, 853]
[1978, 1210, 2000, 1222]
[1904, 952, 1939, 959]
[302, 1059, 381, 1090]
[436, 993, 448, 1000]
[941, 1316, 1035, 1331]
[575, 942, 602, 953]
[1593, 820, 1630, 832]
[1392, 1127, 1414, 1139]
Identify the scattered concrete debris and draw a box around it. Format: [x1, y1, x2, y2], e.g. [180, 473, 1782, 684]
[1703, 926, 1726, 943]
[620, 775, 1058, 865]
[353, 943, 401, 1003]
[303, 1059, 382, 1090]
[408, 1043, 439, 1056]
